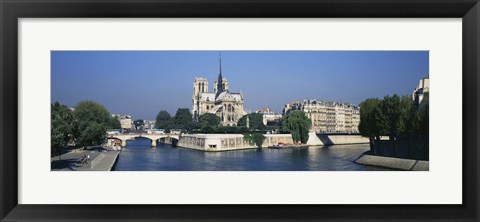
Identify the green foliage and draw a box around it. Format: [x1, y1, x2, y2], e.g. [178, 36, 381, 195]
[418, 92, 429, 144]
[243, 133, 265, 148]
[199, 113, 221, 128]
[400, 95, 418, 139]
[237, 113, 266, 130]
[76, 122, 107, 146]
[381, 94, 404, 140]
[51, 102, 75, 156]
[359, 98, 387, 154]
[108, 116, 121, 129]
[171, 108, 199, 132]
[282, 110, 311, 143]
[214, 126, 249, 134]
[154, 110, 172, 130]
[73, 101, 110, 146]
[359, 93, 429, 155]
[200, 125, 215, 133]
[359, 98, 386, 139]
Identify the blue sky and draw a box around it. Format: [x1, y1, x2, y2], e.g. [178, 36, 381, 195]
[51, 51, 429, 120]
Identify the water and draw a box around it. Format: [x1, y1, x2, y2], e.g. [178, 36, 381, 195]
[112, 137, 390, 171]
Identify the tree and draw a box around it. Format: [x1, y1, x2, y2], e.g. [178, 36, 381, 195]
[359, 94, 429, 158]
[73, 101, 110, 146]
[418, 92, 429, 146]
[243, 133, 266, 148]
[108, 116, 121, 129]
[282, 110, 311, 143]
[51, 102, 75, 156]
[154, 110, 172, 129]
[199, 113, 221, 128]
[381, 95, 402, 139]
[359, 98, 386, 154]
[215, 125, 249, 134]
[200, 125, 215, 133]
[237, 113, 265, 130]
[172, 108, 197, 131]
[381, 95, 405, 156]
[400, 95, 419, 140]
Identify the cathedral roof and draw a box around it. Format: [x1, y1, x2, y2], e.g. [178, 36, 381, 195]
[216, 91, 242, 102]
[200, 93, 215, 101]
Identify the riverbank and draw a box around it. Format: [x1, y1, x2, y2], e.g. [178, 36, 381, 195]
[51, 146, 120, 171]
[354, 154, 429, 171]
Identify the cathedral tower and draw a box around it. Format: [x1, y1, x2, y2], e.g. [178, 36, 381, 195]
[192, 78, 209, 121]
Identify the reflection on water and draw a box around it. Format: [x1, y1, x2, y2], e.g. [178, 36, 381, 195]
[112, 137, 390, 171]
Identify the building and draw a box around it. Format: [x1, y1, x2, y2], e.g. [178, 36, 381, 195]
[283, 99, 360, 133]
[192, 54, 247, 126]
[255, 107, 283, 126]
[147, 129, 165, 134]
[112, 114, 134, 130]
[412, 77, 430, 109]
[143, 120, 156, 130]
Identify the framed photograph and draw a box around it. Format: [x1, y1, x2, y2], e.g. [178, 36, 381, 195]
[1, 0, 479, 221]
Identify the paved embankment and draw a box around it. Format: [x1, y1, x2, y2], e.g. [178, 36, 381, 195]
[355, 154, 429, 171]
[307, 132, 381, 146]
[77, 149, 120, 171]
[51, 147, 120, 171]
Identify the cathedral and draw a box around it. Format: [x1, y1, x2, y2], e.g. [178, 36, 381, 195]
[192, 55, 247, 126]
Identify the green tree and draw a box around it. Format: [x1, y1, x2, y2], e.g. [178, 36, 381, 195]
[359, 94, 429, 158]
[381, 95, 402, 139]
[400, 95, 419, 140]
[172, 108, 197, 131]
[200, 125, 215, 133]
[237, 113, 265, 130]
[359, 98, 386, 154]
[108, 116, 121, 129]
[199, 113, 221, 128]
[381, 95, 404, 155]
[215, 125, 249, 134]
[154, 110, 172, 129]
[418, 92, 429, 145]
[73, 101, 110, 146]
[282, 110, 311, 143]
[51, 102, 75, 156]
[243, 133, 266, 148]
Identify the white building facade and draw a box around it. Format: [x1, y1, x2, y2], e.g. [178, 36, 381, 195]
[255, 107, 282, 126]
[283, 99, 360, 133]
[112, 114, 134, 130]
[412, 77, 430, 108]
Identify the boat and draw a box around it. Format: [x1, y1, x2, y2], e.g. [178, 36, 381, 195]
[268, 142, 308, 149]
[112, 145, 122, 151]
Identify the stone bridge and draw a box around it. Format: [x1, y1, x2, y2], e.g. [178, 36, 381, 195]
[107, 133, 180, 147]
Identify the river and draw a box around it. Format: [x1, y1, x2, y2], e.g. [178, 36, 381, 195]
[111, 137, 390, 171]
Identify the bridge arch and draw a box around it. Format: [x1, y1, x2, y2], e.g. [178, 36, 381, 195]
[107, 133, 181, 147]
[106, 137, 124, 146]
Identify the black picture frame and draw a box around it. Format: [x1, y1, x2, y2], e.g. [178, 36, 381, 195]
[1, 0, 479, 221]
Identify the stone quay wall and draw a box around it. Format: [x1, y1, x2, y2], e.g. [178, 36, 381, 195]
[178, 134, 293, 151]
[178, 133, 372, 151]
[307, 132, 370, 146]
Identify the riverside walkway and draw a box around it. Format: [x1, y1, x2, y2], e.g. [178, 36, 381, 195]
[51, 147, 120, 171]
[355, 154, 429, 171]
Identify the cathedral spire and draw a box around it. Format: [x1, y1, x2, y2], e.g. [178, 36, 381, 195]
[216, 52, 224, 97]
[219, 52, 222, 76]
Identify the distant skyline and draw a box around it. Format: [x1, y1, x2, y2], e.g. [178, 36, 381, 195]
[51, 51, 429, 120]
